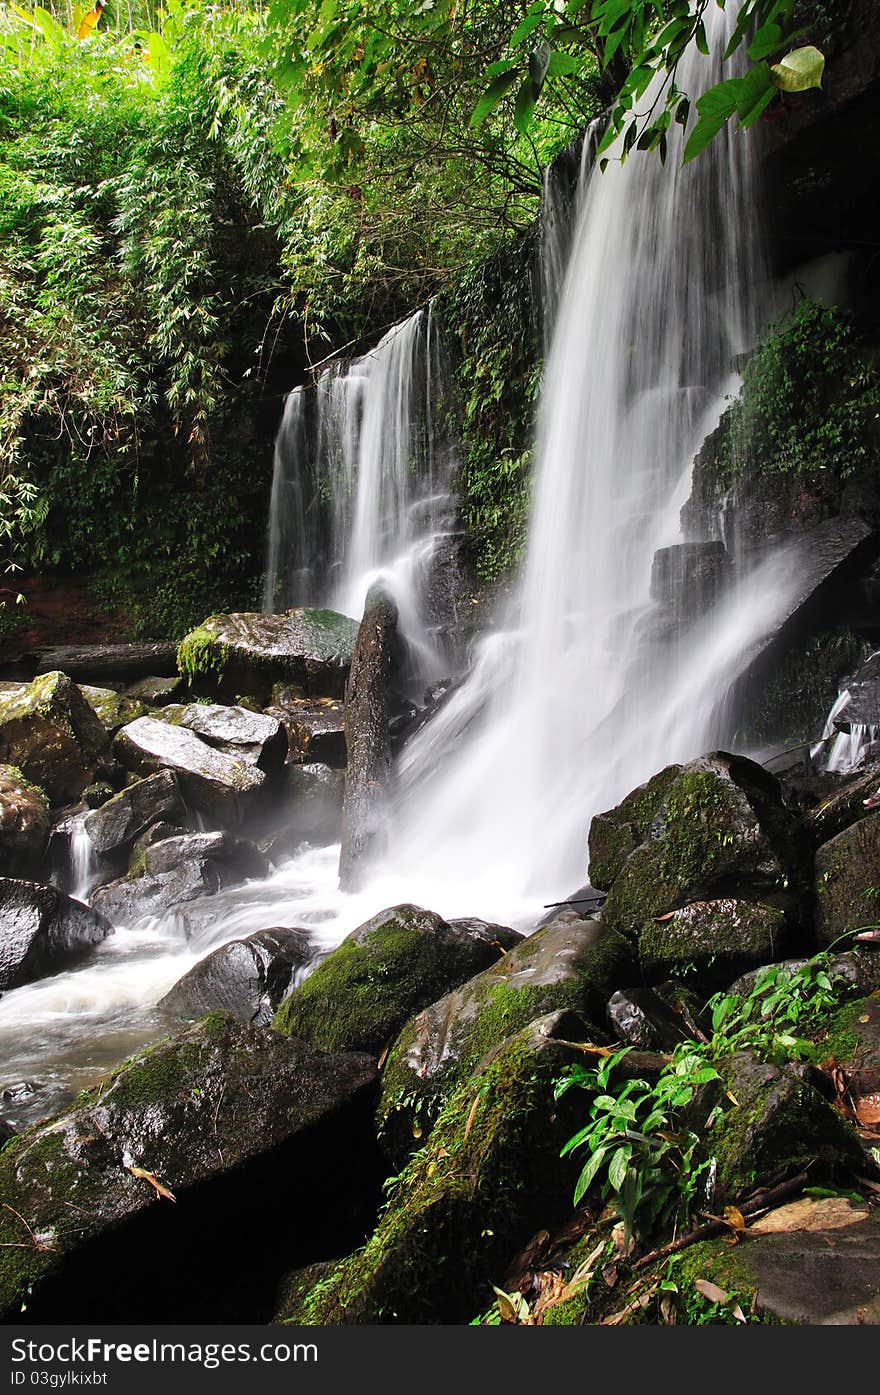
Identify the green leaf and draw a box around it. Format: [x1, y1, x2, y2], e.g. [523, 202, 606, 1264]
[573, 1146, 608, 1205]
[748, 21, 784, 61]
[771, 45, 825, 92]
[608, 1144, 633, 1192]
[546, 51, 580, 77]
[528, 41, 551, 96]
[514, 76, 536, 133]
[511, 8, 546, 48]
[682, 76, 740, 163]
[470, 69, 520, 126]
[735, 62, 773, 125]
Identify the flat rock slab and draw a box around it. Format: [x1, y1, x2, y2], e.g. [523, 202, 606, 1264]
[0, 1013, 378, 1322]
[743, 1216, 880, 1324]
[177, 609, 360, 703]
[0, 876, 112, 991]
[175, 703, 287, 772]
[113, 716, 265, 826]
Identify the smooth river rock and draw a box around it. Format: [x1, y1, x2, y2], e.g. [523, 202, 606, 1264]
[0, 877, 112, 991]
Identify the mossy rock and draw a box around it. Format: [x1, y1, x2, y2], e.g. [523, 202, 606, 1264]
[0, 765, 50, 878]
[272, 905, 515, 1056]
[378, 914, 630, 1164]
[599, 753, 804, 942]
[80, 685, 149, 735]
[815, 813, 880, 946]
[0, 1013, 378, 1322]
[639, 898, 790, 988]
[0, 671, 108, 807]
[177, 609, 360, 704]
[587, 764, 682, 891]
[669, 1209, 880, 1325]
[280, 1013, 596, 1325]
[710, 1051, 863, 1199]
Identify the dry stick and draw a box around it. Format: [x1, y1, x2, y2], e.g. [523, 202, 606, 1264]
[630, 1169, 811, 1274]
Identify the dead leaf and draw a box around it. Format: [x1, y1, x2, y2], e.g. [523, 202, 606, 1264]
[660, 1294, 677, 1324]
[749, 1196, 868, 1235]
[601, 1288, 656, 1325]
[730, 1302, 747, 1324]
[569, 1241, 606, 1287]
[127, 1166, 176, 1202]
[463, 1092, 482, 1142]
[694, 1279, 729, 1305]
[654, 911, 676, 922]
[855, 1093, 880, 1126]
[602, 1262, 620, 1289]
[724, 1205, 746, 1231]
[493, 1286, 532, 1325]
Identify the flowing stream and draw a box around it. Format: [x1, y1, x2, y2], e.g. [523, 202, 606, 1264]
[0, 4, 815, 1090]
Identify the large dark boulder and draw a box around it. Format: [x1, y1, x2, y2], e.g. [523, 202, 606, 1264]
[0, 877, 111, 991]
[0, 1081, 75, 1133]
[338, 590, 398, 891]
[159, 927, 311, 1025]
[0, 1014, 379, 1322]
[83, 770, 186, 857]
[272, 904, 517, 1056]
[0, 672, 108, 807]
[0, 766, 49, 878]
[113, 717, 265, 827]
[281, 1013, 600, 1325]
[594, 753, 807, 942]
[815, 813, 880, 946]
[80, 686, 149, 735]
[378, 913, 630, 1163]
[176, 609, 359, 704]
[91, 832, 268, 925]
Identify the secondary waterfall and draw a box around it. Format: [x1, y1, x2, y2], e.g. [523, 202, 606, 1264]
[262, 308, 456, 683]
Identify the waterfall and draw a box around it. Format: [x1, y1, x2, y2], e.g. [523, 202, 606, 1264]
[812, 657, 880, 773]
[374, 2, 806, 918]
[262, 308, 457, 682]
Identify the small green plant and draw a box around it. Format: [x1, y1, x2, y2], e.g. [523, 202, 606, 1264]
[555, 946, 852, 1243]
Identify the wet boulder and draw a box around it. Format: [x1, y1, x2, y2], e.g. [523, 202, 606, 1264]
[0, 671, 109, 807]
[264, 696, 346, 767]
[0, 1081, 75, 1134]
[159, 927, 311, 1025]
[710, 1051, 862, 1199]
[595, 753, 806, 941]
[339, 589, 398, 891]
[0, 765, 49, 878]
[113, 716, 265, 827]
[606, 983, 707, 1052]
[80, 686, 149, 737]
[815, 812, 880, 946]
[807, 758, 880, 848]
[267, 763, 346, 858]
[649, 540, 729, 623]
[728, 949, 880, 1001]
[123, 675, 183, 706]
[91, 832, 268, 926]
[0, 1014, 379, 1322]
[83, 770, 186, 858]
[173, 704, 287, 773]
[0, 877, 112, 991]
[273, 904, 516, 1056]
[283, 1014, 600, 1325]
[176, 609, 360, 705]
[639, 898, 789, 987]
[378, 913, 631, 1163]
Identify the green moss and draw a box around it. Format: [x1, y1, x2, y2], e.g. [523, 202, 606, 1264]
[177, 625, 227, 688]
[588, 764, 682, 891]
[285, 1025, 583, 1325]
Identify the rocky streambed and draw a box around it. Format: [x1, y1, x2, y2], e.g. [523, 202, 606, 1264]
[0, 602, 879, 1325]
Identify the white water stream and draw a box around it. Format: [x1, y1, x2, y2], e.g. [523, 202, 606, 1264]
[0, 5, 815, 1090]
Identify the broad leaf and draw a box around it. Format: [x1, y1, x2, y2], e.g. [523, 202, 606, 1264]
[771, 45, 825, 92]
[470, 69, 519, 126]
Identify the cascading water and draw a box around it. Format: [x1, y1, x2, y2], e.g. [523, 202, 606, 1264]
[0, 3, 816, 1086]
[262, 308, 457, 684]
